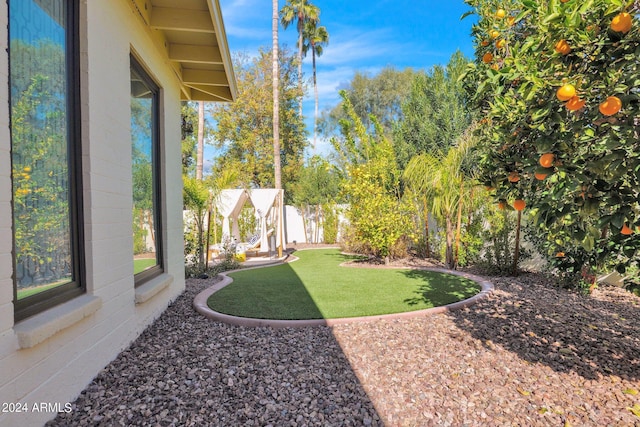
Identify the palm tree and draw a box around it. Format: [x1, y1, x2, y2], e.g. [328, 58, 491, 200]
[273, 0, 282, 189]
[280, 0, 320, 117]
[196, 101, 205, 180]
[404, 130, 477, 269]
[302, 21, 328, 153]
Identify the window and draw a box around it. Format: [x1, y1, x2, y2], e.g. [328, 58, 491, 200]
[9, 0, 84, 321]
[130, 56, 163, 284]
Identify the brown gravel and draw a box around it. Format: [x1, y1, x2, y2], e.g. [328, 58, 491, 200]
[49, 269, 640, 426]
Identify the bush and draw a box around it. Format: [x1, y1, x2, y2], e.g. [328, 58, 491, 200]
[475, 207, 530, 275]
[322, 203, 339, 244]
[457, 219, 484, 267]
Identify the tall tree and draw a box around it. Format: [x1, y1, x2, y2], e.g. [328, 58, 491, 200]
[196, 101, 205, 180]
[280, 0, 320, 117]
[209, 50, 306, 201]
[394, 51, 470, 168]
[302, 21, 329, 153]
[273, 0, 282, 189]
[320, 66, 415, 138]
[181, 102, 198, 177]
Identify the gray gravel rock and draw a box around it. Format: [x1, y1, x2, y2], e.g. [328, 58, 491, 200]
[48, 272, 640, 426]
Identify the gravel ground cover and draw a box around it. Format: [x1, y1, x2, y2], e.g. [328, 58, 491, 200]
[49, 269, 640, 426]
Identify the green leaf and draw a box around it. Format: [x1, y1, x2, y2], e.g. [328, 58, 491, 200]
[460, 10, 475, 21]
[611, 213, 625, 228]
[581, 234, 595, 252]
[542, 13, 562, 25]
[578, 0, 594, 14]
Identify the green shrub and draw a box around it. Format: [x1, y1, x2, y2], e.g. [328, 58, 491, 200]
[322, 203, 338, 244]
[476, 207, 530, 275]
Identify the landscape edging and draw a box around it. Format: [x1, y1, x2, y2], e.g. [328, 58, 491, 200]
[193, 251, 494, 328]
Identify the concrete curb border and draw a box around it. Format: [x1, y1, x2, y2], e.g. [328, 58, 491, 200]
[193, 253, 495, 328]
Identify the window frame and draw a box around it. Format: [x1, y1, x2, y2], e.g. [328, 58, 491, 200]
[130, 54, 164, 286]
[9, 0, 85, 322]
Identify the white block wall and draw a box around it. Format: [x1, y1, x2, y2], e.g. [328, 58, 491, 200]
[0, 1, 186, 425]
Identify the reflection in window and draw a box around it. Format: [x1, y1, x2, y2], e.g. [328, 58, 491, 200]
[10, 0, 82, 311]
[130, 58, 162, 282]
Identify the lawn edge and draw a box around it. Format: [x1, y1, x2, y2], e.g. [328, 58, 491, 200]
[193, 250, 495, 328]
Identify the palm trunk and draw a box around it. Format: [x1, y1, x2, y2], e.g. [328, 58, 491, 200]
[446, 216, 454, 269]
[297, 17, 304, 118]
[196, 101, 204, 180]
[453, 179, 464, 269]
[312, 48, 318, 154]
[422, 195, 430, 258]
[273, 0, 282, 189]
[205, 207, 212, 265]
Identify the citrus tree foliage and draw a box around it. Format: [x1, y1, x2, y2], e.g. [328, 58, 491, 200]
[394, 51, 472, 168]
[464, 0, 640, 278]
[209, 49, 307, 202]
[333, 91, 411, 261]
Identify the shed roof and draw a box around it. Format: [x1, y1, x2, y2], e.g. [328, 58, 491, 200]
[129, 0, 237, 102]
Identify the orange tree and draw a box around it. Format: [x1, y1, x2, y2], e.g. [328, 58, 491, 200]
[463, 0, 639, 283]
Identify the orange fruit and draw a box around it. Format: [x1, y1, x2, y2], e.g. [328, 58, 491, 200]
[621, 224, 634, 235]
[556, 252, 565, 258]
[513, 199, 526, 211]
[481, 40, 489, 47]
[566, 96, 586, 111]
[496, 39, 506, 49]
[490, 30, 500, 39]
[539, 153, 555, 168]
[498, 201, 507, 210]
[611, 12, 632, 33]
[490, 63, 500, 71]
[507, 16, 516, 26]
[599, 96, 622, 116]
[482, 52, 494, 63]
[508, 171, 520, 183]
[554, 39, 571, 55]
[496, 9, 506, 19]
[556, 84, 576, 101]
[534, 172, 548, 181]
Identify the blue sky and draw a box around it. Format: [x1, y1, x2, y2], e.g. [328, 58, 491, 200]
[215, 0, 477, 157]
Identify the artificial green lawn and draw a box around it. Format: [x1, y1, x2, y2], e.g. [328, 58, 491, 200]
[134, 258, 157, 274]
[207, 249, 481, 320]
[16, 280, 67, 299]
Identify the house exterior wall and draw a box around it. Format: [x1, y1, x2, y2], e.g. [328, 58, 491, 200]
[0, 1, 186, 425]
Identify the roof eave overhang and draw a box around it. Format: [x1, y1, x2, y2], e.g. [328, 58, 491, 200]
[129, 0, 237, 102]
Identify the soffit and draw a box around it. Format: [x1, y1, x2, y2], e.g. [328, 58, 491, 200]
[129, 0, 237, 102]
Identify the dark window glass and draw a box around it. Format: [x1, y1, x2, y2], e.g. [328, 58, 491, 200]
[130, 57, 163, 283]
[10, 0, 83, 320]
